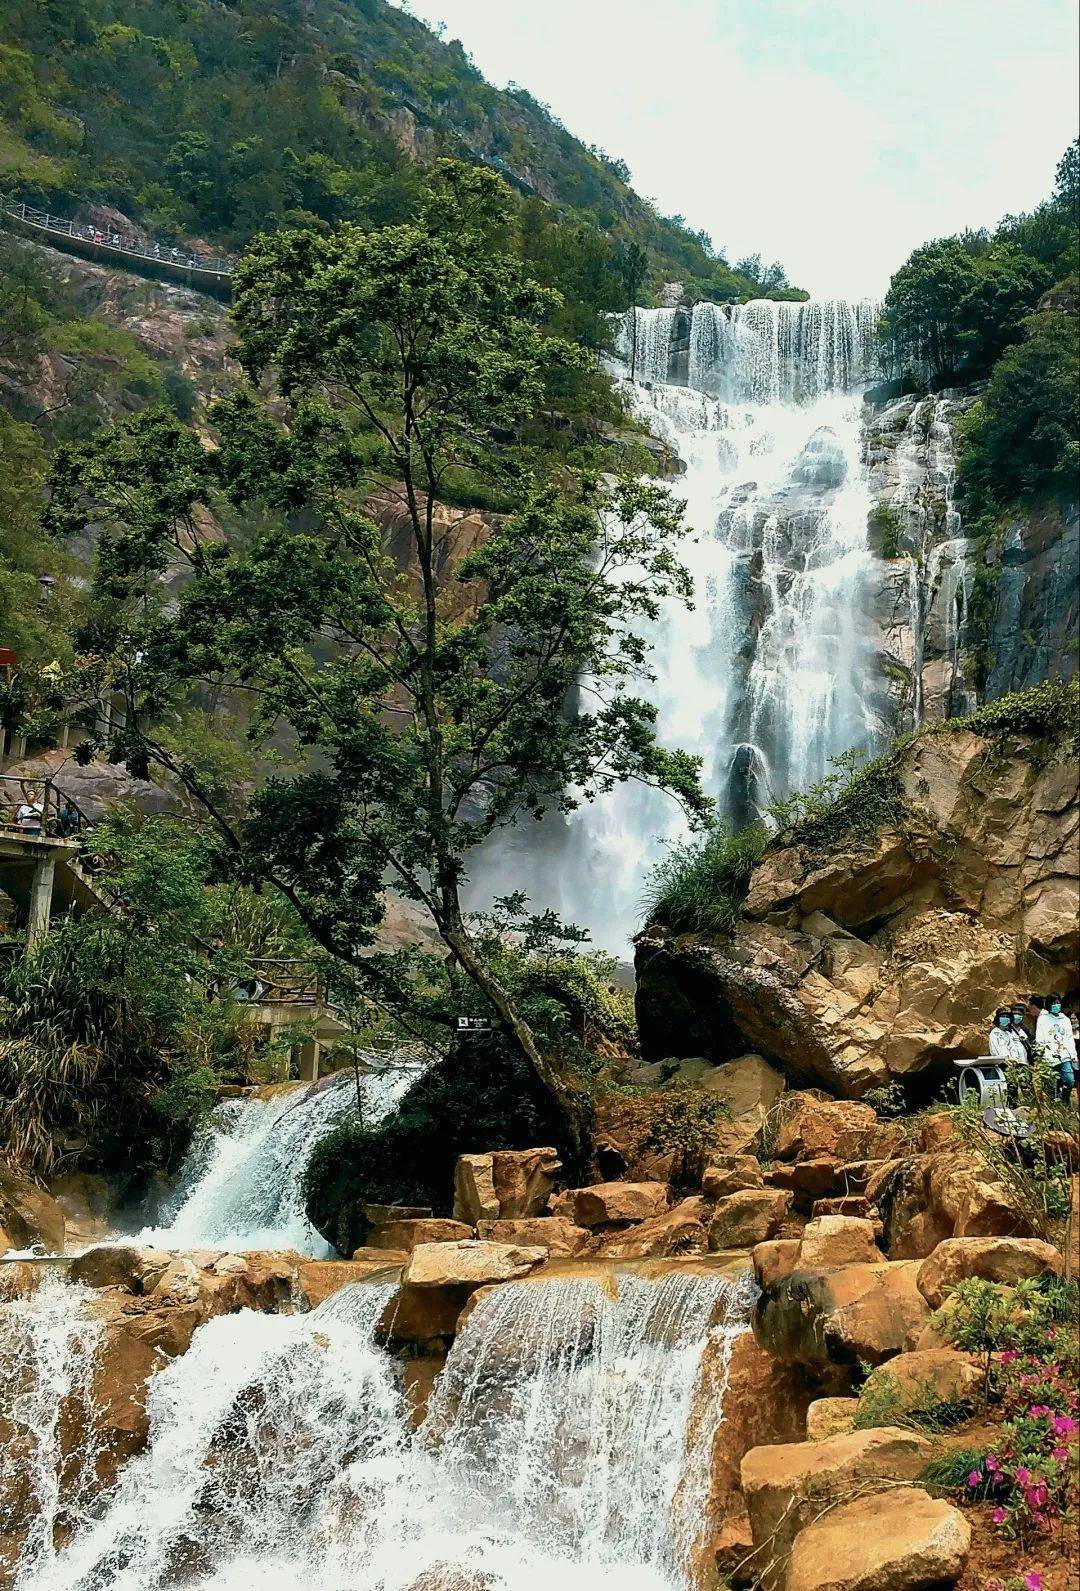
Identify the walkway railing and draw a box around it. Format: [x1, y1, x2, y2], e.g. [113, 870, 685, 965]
[0, 773, 94, 839]
[1, 193, 233, 289]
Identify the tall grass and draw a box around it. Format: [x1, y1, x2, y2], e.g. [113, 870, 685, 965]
[639, 821, 768, 936]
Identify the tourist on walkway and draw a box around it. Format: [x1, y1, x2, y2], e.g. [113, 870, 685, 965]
[1036, 995, 1077, 1102]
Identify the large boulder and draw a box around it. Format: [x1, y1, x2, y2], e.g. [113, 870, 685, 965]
[754, 1261, 930, 1370]
[709, 1189, 793, 1250]
[68, 1244, 172, 1293]
[0, 1164, 65, 1255]
[857, 1350, 981, 1423]
[795, 1215, 884, 1269]
[452, 1149, 560, 1226]
[475, 1218, 590, 1256]
[786, 1487, 970, 1591]
[635, 724, 1079, 1096]
[741, 1428, 933, 1588]
[551, 1182, 668, 1229]
[370, 1220, 473, 1253]
[772, 1096, 899, 1165]
[805, 1397, 858, 1441]
[402, 1240, 547, 1288]
[916, 1236, 1064, 1309]
[599, 1199, 708, 1259]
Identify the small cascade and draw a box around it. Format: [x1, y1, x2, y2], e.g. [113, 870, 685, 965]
[140, 1059, 424, 1255]
[0, 1272, 105, 1582]
[11, 1269, 755, 1591]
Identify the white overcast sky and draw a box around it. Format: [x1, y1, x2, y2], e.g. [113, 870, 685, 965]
[395, 0, 1079, 297]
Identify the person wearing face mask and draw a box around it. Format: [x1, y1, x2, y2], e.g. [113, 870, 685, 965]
[989, 1006, 1029, 1066]
[1036, 995, 1077, 1103]
[1010, 1005, 1035, 1063]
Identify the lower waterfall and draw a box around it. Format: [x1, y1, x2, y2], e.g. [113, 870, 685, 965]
[6, 1270, 754, 1591]
[138, 1060, 424, 1256]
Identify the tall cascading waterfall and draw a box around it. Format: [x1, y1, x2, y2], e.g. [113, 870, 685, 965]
[8, 1270, 754, 1590]
[488, 298, 884, 953]
[137, 1058, 425, 1256]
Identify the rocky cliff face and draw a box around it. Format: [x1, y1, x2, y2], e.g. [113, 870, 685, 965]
[864, 391, 1078, 733]
[636, 711, 1079, 1096]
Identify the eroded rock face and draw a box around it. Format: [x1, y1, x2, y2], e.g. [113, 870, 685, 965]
[370, 1220, 474, 1253]
[753, 1261, 930, 1371]
[0, 1165, 66, 1255]
[402, 1241, 547, 1288]
[709, 1189, 793, 1250]
[452, 1149, 560, 1226]
[475, 1218, 590, 1256]
[857, 1349, 981, 1422]
[786, 1486, 971, 1591]
[635, 725, 1079, 1095]
[551, 1182, 668, 1228]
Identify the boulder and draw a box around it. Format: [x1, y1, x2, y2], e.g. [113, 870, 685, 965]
[47, 1172, 113, 1248]
[810, 1196, 873, 1220]
[709, 1189, 793, 1250]
[774, 1096, 896, 1165]
[786, 1487, 970, 1591]
[0, 1164, 65, 1255]
[702, 1156, 765, 1198]
[453, 1149, 560, 1226]
[402, 1241, 547, 1289]
[380, 1283, 472, 1346]
[370, 1220, 473, 1253]
[551, 1182, 668, 1229]
[795, 1215, 885, 1269]
[916, 1236, 1063, 1309]
[752, 1238, 802, 1290]
[741, 1428, 933, 1588]
[599, 1199, 708, 1259]
[294, 1256, 405, 1310]
[857, 1350, 981, 1423]
[68, 1244, 172, 1294]
[476, 1218, 591, 1256]
[768, 1158, 845, 1201]
[805, 1397, 858, 1441]
[754, 1261, 930, 1370]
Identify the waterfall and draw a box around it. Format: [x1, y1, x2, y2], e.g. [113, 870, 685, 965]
[11, 1270, 753, 1590]
[489, 296, 884, 952]
[138, 1059, 425, 1256]
[0, 1272, 105, 1582]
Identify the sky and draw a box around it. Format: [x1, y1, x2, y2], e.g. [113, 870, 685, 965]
[395, 0, 1079, 298]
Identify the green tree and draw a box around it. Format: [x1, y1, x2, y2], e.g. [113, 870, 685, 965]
[47, 164, 708, 1139]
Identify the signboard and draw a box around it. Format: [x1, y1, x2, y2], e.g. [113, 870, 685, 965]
[0, 649, 18, 669]
[456, 1017, 491, 1033]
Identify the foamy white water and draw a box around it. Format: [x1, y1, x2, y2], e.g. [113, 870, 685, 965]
[13, 1270, 753, 1591]
[489, 298, 884, 950]
[140, 1060, 424, 1255]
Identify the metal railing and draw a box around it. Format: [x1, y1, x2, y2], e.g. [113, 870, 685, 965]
[0, 774, 94, 839]
[1, 193, 232, 280]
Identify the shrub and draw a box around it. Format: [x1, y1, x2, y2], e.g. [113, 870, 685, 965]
[769, 745, 907, 853]
[594, 1082, 729, 1186]
[302, 1030, 576, 1254]
[640, 820, 768, 935]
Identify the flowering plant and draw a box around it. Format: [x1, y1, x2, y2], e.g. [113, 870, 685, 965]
[965, 1345, 1079, 1540]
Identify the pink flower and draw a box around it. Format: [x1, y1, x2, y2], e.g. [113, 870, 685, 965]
[999, 1349, 1020, 1364]
[968, 1470, 982, 1487]
[992, 1507, 1008, 1524]
[1028, 1404, 1051, 1418]
[1052, 1446, 1069, 1460]
[1051, 1414, 1078, 1436]
[1015, 1466, 1032, 1484]
[986, 1454, 1000, 1472]
[1025, 1573, 1043, 1591]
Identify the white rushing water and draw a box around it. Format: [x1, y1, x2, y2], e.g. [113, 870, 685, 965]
[11, 1269, 753, 1591]
[490, 298, 884, 952]
[138, 1060, 424, 1255]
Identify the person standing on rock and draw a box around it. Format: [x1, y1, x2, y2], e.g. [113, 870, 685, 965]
[1035, 995, 1077, 1102]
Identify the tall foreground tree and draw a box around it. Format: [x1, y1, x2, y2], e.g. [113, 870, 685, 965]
[47, 165, 707, 1129]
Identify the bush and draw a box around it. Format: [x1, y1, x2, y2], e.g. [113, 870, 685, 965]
[302, 1030, 576, 1254]
[770, 746, 907, 854]
[640, 820, 767, 935]
[950, 678, 1079, 753]
[594, 1082, 729, 1186]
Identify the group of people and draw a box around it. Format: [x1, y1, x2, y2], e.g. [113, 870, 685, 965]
[76, 222, 215, 272]
[989, 995, 1077, 1102]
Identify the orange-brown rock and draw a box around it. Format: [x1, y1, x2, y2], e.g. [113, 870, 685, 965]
[452, 1149, 560, 1226]
[741, 1428, 933, 1588]
[370, 1220, 473, 1253]
[402, 1240, 547, 1288]
[69, 1244, 172, 1294]
[754, 1261, 930, 1370]
[599, 1199, 708, 1259]
[636, 726, 1079, 1096]
[476, 1218, 591, 1256]
[47, 1172, 113, 1249]
[295, 1255, 404, 1309]
[805, 1397, 858, 1440]
[552, 1181, 669, 1229]
[751, 1238, 802, 1290]
[795, 1215, 885, 1269]
[379, 1283, 472, 1346]
[810, 1195, 872, 1219]
[786, 1486, 971, 1591]
[709, 1189, 792, 1250]
[774, 1096, 900, 1165]
[0, 1164, 65, 1255]
[702, 1156, 765, 1198]
[916, 1236, 1064, 1308]
[768, 1157, 845, 1201]
[689, 1330, 813, 1586]
[857, 1349, 981, 1423]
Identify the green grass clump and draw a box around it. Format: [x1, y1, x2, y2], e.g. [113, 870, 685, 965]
[640, 820, 768, 935]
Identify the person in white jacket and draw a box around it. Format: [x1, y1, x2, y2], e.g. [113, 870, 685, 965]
[988, 1007, 1029, 1066]
[1035, 995, 1077, 1102]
